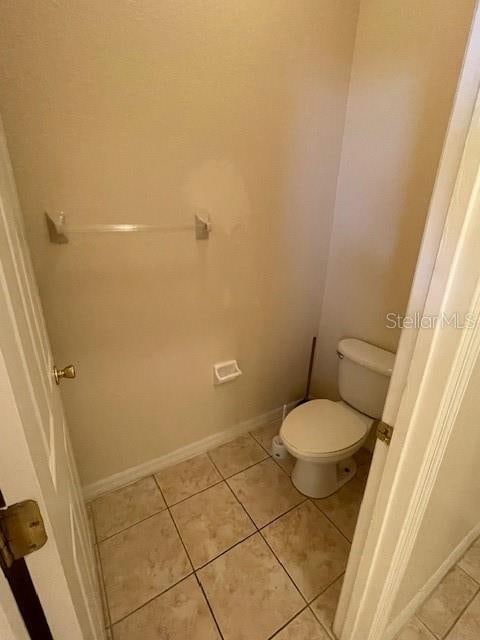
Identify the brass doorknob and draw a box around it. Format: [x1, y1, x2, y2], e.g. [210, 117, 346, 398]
[53, 364, 76, 385]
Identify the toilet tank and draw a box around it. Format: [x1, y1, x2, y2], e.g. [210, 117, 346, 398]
[337, 338, 395, 419]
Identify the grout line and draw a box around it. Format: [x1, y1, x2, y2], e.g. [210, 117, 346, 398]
[109, 573, 195, 628]
[193, 530, 259, 572]
[421, 570, 480, 640]
[206, 449, 223, 476]
[257, 498, 308, 532]
[266, 604, 338, 640]
[164, 477, 225, 509]
[96, 503, 169, 545]
[410, 617, 437, 640]
[194, 573, 225, 640]
[259, 528, 308, 606]
[223, 476, 259, 531]
[455, 561, 480, 587]
[106, 478, 198, 629]
[217, 455, 271, 481]
[206, 431, 271, 479]
[265, 604, 310, 640]
[156, 467, 248, 639]
[223, 460, 308, 530]
[164, 460, 314, 573]
[308, 604, 338, 640]
[165, 478, 258, 573]
[306, 572, 345, 606]
[159, 475, 260, 573]
[249, 422, 281, 454]
[93, 473, 169, 543]
[310, 498, 354, 545]
[271, 455, 295, 479]
[96, 510, 168, 543]
[259, 521, 346, 609]
[152, 476, 195, 572]
[178, 495, 310, 575]
[154, 471, 257, 640]
[249, 437, 273, 455]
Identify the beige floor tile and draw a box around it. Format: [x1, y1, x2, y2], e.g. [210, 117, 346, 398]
[458, 536, 480, 582]
[228, 458, 305, 528]
[395, 617, 436, 640]
[310, 575, 343, 631]
[209, 434, 268, 477]
[313, 475, 366, 541]
[171, 482, 255, 568]
[113, 575, 220, 640]
[417, 567, 479, 638]
[99, 511, 192, 623]
[198, 533, 304, 640]
[272, 608, 331, 639]
[250, 421, 281, 453]
[92, 477, 166, 541]
[446, 592, 480, 639]
[155, 454, 221, 506]
[263, 502, 349, 601]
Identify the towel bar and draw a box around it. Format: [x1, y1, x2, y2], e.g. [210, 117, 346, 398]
[45, 211, 211, 244]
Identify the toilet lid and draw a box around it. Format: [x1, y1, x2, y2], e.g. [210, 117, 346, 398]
[280, 400, 367, 456]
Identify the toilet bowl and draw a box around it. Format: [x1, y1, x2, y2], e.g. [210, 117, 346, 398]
[280, 399, 373, 498]
[281, 338, 395, 499]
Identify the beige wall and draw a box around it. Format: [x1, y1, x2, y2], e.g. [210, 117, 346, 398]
[0, 1, 359, 485]
[392, 351, 480, 619]
[312, 0, 475, 400]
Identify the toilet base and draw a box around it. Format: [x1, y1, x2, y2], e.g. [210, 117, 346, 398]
[291, 457, 357, 499]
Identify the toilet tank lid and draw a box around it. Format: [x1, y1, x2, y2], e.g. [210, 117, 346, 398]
[338, 338, 395, 376]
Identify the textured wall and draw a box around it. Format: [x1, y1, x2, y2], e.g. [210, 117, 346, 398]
[0, 0, 359, 485]
[312, 0, 475, 400]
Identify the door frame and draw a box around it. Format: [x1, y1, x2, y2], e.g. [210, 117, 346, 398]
[336, 8, 480, 638]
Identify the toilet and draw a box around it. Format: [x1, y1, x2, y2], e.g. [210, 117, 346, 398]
[280, 338, 395, 499]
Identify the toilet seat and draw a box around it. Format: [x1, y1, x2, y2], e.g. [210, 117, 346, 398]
[280, 399, 369, 461]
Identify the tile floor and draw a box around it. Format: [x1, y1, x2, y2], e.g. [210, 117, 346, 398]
[88, 421, 372, 640]
[395, 537, 480, 640]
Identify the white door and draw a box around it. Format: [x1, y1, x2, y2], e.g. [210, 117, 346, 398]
[0, 117, 105, 639]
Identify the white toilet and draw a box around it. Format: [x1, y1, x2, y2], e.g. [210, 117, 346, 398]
[280, 338, 395, 498]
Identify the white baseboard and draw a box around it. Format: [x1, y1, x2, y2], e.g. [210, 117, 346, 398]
[83, 399, 300, 501]
[385, 521, 480, 639]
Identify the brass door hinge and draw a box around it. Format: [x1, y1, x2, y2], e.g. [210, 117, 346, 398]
[377, 421, 394, 446]
[0, 500, 48, 569]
